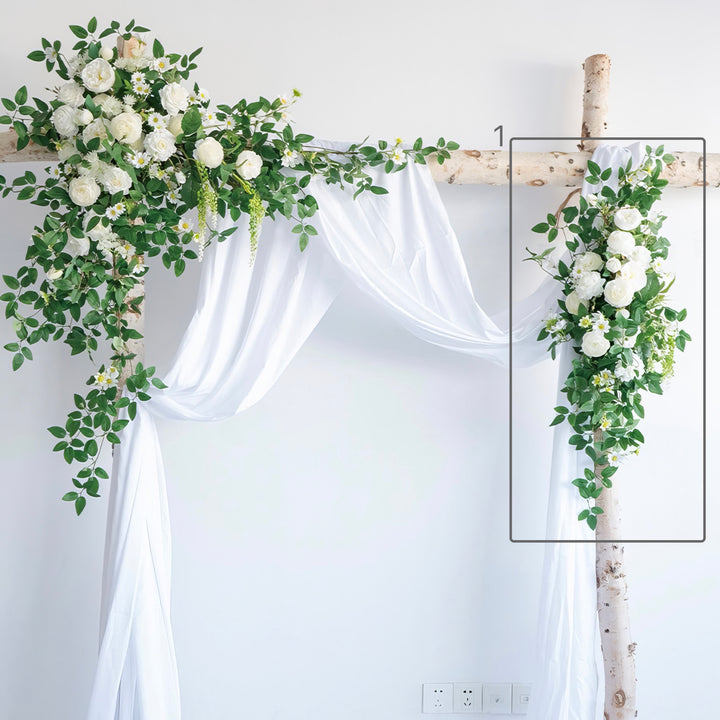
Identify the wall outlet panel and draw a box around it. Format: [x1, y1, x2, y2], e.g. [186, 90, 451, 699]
[512, 683, 531, 714]
[453, 682, 484, 713]
[422, 683, 453, 713]
[482, 683, 512, 714]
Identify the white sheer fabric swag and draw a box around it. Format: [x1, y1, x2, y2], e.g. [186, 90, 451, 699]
[86, 143, 637, 720]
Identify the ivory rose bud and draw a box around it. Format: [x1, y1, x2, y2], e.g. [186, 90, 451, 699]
[619, 260, 647, 291]
[194, 137, 224, 168]
[607, 230, 635, 257]
[100, 46, 114, 61]
[68, 176, 101, 207]
[110, 112, 143, 144]
[144, 128, 177, 162]
[236, 149, 263, 180]
[101, 167, 132, 196]
[52, 105, 79, 138]
[65, 235, 91, 257]
[630, 245, 651, 268]
[581, 330, 610, 358]
[57, 81, 85, 108]
[159, 82, 189, 115]
[81, 58, 116, 94]
[565, 290, 581, 315]
[76, 108, 93, 126]
[167, 114, 183, 136]
[606, 257, 622, 274]
[604, 278, 635, 308]
[574, 270, 604, 301]
[576, 251, 603, 272]
[614, 207, 642, 231]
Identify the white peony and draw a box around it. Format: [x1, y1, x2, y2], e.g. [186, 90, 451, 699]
[159, 82, 189, 115]
[575, 251, 603, 272]
[77, 152, 104, 179]
[619, 260, 648, 291]
[81, 58, 116, 94]
[604, 278, 635, 308]
[82, 118, 108, 145]
[57, 81, 85, 108]
[94, 94, 123, 117]
[76, 108, 93, 126]
[144, 128, 177, 162]
[101, 167, 132, 196]
[574, 270, 605, 301]
[614, 207, 643, 231]
[64, 235, 91, 257]
[235, 149, 263, 179]
[565, 290, 581, 314]
[109, 112, 143, 144]
[630, 245, 652, 268]
[607, 230, 636, 257]
[68, 176, 101, 207]
[167, 114, 183, 137]
[606, 257, 622, 274]
[57, 141, 77, 162]
[52, 105, 79, 138]
[194, 137, 224, 168]
[581, 330, 610, 358]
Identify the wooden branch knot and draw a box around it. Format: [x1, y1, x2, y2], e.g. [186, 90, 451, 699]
[613, 689, 626, 708]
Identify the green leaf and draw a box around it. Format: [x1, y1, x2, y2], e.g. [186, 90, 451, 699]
[153, 38, 165, 58]
[14, 86, 28, 106]
[531, 222, 550, 233]
[12, 353, 23, 371]
[369, 186, 389, 195]
[87, 16, 98, 34]
[586, 514, 597, 531]
[75, 496, 87, 515]
[3, 274, 19, 290]
[69, 25, 88, 38]
[181, 106, 202, 135]
[587, 160, 601, 177]
[49, 426, 66, 438]
[28, 50, 46, 62]
[152, 377, 168, 389]
[549, 415, 565, 427]
[62, 492, 78, 501]
[578, 509, 589, 521]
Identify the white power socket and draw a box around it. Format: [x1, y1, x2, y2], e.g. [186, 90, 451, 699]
[453, 683, 483, 713]
[422, 683, 453, 713]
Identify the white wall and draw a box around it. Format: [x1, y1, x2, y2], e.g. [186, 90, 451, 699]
[0, 2, 717, 719]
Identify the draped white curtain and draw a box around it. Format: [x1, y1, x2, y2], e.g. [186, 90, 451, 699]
[86, 144, 637, 720]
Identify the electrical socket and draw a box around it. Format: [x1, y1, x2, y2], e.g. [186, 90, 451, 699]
[453, 683, 483, 713]
[482, 683, 512, 714]
[422, 683, 453, 713]
[512, 683, 531, 714]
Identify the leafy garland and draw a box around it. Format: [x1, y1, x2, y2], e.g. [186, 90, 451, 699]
[0, 18, 458, 515]
[527, 146, 691, 530]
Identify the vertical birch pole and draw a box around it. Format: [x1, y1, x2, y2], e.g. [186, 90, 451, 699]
[116, 36, 145, 393]
[582, 54, 638, 720]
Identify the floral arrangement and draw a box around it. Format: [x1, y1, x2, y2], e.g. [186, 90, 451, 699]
[0, 18, 458, 514]
[527, 146, 690, 530]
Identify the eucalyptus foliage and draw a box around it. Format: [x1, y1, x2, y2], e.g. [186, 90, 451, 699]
[527, 147, 690, 530]
[0, 18, 458, 514]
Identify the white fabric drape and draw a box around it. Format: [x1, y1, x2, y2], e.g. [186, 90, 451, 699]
[87, 144, 635, 720]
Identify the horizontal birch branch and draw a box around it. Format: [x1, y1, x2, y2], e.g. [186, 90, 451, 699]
[0, 130, 714, 188]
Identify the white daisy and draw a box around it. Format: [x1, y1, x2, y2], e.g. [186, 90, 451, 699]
[146, 112, 167, 129]
[281, 148, 300, 168]
[126, 151, 151, 169]
[151, 57, 171, 72]
[223, 117, 235, 130]
[131, 72, 145, 85]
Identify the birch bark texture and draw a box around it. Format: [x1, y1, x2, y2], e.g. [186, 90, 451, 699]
[584, 54, 638, 719]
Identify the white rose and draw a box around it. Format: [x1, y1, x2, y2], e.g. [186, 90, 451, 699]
[57, 141, 77, 162]
[575, 251, 603, 272]
[581, 330, 610, 358]
[194, 137, 224, 168]
[604, 278, 635, 308]
[607, 230, 636, 257]
[167, 114, 183, 136]
[81, 58, 116, 94]
[630, 245, 651, 268]
[46, 267, 64, 281]
[575, 270, 605, 301]
[614, 207, 642, 231]
[159, 83, 189, 115]
[82, 118, 108, 145]
[57, 81, 85, 108]
[614, 362, 635, 383]
[52, 105, 79, 138]
[619, 260, 647, 291]
[100, 46, 114, 61]
[110, 112, 143, 144]
[236, 149, 263, 180]
[144, 128, 177, 162]
[565, 290, 581, 314]
[68, 176, 101, 207]
[101, 166, 132, 195]
[65, 235, 91, 257]
[606, 257, 622, 274]
[76, 108, 93, 126]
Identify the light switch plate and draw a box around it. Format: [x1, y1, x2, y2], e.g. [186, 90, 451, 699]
[483, 683, 512, 714]
[512, 683, 531, 714]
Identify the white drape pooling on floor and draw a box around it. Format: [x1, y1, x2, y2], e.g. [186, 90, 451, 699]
[86, 143, 637, 720]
